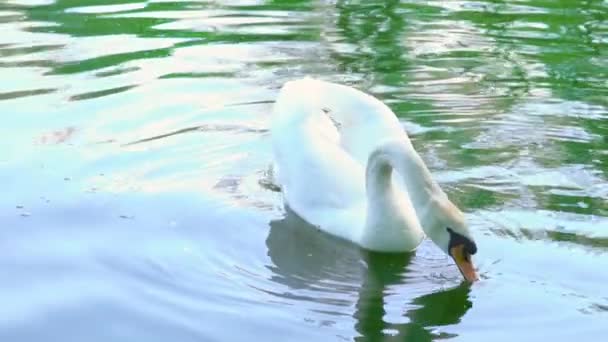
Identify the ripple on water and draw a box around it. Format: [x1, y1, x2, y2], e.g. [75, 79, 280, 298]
[1, 0, 608, 341]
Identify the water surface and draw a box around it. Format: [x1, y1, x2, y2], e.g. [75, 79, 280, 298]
[1, 0, 607, 341]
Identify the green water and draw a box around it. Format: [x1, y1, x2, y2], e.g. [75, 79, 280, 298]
[1, 0, 607, 341]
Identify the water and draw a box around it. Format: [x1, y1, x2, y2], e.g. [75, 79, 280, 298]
[1, 0, 607, 340]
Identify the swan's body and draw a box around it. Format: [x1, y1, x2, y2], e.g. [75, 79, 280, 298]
[271, 78, 478, 280]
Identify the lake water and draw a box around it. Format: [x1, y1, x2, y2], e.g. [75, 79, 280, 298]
[1, 0, 607, 341]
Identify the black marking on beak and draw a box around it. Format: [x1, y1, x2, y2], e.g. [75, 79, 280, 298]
[447, 227, 477, 256]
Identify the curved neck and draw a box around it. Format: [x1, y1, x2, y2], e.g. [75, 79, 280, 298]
[365, 140, 445, 236]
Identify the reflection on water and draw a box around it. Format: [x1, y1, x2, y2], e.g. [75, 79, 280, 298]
[354, 255, 472, 341]
[268, 208, 471, 340]
[1, 0, 607, 340]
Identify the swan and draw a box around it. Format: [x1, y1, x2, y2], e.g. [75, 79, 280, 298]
[271, 78, 478, 282]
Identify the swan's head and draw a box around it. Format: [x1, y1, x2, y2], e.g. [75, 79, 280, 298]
[428, 198, 478, 282]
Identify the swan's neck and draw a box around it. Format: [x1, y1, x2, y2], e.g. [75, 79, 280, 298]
[362, 140, 446, 251]
[396, 141, 446, 217]
[362, 141, 428, 251]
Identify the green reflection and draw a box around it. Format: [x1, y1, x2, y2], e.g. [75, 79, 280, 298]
[268, 208, 471, 341]
[355, 252, 471, 341]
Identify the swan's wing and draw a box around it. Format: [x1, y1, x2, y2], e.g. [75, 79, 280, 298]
[290, 78, 409, 165]
[271, 80, 368, 233]
[271, 99, 366, 208]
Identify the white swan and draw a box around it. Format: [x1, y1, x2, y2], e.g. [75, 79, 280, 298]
[271, 78, 478, 282]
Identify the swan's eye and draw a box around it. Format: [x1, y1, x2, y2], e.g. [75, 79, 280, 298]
[447, 227, 477, 255]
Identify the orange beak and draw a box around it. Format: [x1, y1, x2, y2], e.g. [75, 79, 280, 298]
[450, 244, 479, 282]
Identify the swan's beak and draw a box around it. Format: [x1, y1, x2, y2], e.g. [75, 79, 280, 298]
[450, 244, 479, 282]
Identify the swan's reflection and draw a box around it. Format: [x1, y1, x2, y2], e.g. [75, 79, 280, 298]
[267, 208, 471, 340]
